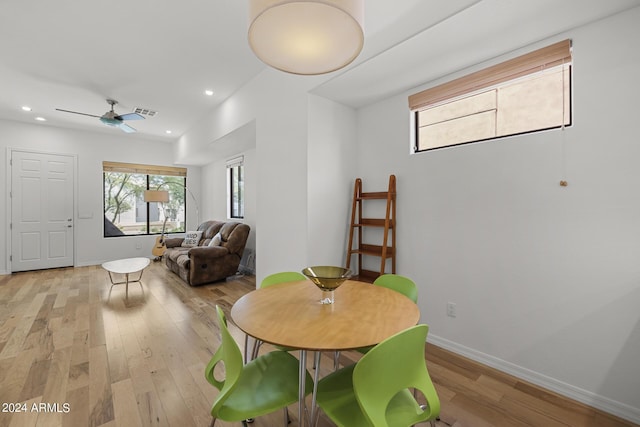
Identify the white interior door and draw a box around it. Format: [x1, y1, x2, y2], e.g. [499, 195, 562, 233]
[11, 150, 74, 272]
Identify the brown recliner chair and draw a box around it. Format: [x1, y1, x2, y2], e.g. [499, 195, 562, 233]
[163, 220, 250, 286]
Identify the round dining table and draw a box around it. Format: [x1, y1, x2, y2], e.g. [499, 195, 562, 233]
[230, 279, 421, 427]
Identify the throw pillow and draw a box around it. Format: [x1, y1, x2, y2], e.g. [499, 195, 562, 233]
[208, 232, 222, 247]
[182, 230, 203, 247]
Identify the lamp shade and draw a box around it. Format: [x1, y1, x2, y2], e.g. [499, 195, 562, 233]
[248, 0, 364, 75]
[144, 190, 169, 203]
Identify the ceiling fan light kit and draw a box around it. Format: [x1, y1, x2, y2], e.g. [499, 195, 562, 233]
[248, 0, 364, 75]
[56, 99, 145, 133]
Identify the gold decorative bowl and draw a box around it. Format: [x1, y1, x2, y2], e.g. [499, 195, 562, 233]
[302, 266, 352, 304]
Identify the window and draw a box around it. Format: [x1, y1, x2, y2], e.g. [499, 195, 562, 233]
[227, 156, 244, 219]
[410, 39, 572, 152]
[103, 161, 187, 237]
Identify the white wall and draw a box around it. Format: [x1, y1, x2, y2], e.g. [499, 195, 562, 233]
[307, 95, 358, 266]
[356, 8, 640, 422]
[0, 119, 200, 273]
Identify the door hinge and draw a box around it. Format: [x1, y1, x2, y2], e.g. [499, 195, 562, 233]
[9, 255, 12, 262]
[9, 222, 12, 230]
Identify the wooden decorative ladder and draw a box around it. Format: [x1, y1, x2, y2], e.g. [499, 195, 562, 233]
[346, 175, 396, 282]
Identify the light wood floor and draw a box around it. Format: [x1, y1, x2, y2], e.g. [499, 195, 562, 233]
[0, 263, 636, 427]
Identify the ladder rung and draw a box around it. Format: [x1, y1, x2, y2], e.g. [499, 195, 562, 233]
[356, 269, 380, 282]
[354, 218, 393, 227]
[350, 244, 394, 258]
[358, 191, 390, 200]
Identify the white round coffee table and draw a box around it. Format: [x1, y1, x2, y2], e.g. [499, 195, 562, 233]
[101, 257, 150, 299]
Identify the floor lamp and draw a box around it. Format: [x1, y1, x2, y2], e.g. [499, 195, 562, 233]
[144, 184, 200, 230]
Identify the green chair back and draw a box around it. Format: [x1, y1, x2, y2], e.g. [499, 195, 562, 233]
[261, 271, 306, 288]
[353, 324, 440, 426]
[316, 325, 440, 427]
[373, 274, 418, 303]
[256, 272, 307, 354]
[204, 306, 245, 418]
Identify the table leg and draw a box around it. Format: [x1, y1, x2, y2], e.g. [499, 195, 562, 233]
[125, 273, 130, 299]
[310, 351, 322, 427]
[298, 349, 307, 427]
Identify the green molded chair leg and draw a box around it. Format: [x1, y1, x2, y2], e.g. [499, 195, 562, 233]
[316, 324, 440, 427]
[205, 305, 313, 426]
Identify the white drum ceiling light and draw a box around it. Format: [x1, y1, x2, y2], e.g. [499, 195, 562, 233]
[248, 0, 364, 75]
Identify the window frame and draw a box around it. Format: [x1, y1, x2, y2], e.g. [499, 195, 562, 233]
[227, 156, 245, 219]
[409, 39, 572, 153]
[102, 161, 187, 238]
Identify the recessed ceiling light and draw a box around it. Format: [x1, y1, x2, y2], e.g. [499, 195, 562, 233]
[35, 117, 47, 122]
[165, 130, 172, 134]
[22, 106, 32, 112]
[204, 90, 214, 96]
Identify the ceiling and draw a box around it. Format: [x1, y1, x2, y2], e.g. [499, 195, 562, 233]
[1, 0, 639, 142]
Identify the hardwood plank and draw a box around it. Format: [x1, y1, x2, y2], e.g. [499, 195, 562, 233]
[0, 311, 38, 360]
[38, 347, 73, 427]
[111, 379, 143, 427]
[135, 390, 170, 427]
[88, 345, 114, 427]
[0, 349, 37, 407]
[88, 303, 106, 348]
[7, 396, 41, 427]
[150, 368, 197, 427]
[18, 358, 51, 403]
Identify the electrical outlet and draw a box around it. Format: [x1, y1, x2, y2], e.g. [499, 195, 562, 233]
[447, 302, 457, 318]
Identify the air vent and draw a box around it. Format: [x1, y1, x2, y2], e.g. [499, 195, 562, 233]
[132, 107, 158, 117]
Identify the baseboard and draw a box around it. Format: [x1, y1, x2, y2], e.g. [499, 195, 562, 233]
[238, 265, 255, 275]
[428, 334, 640, 425]
[76, 260, 106, 268]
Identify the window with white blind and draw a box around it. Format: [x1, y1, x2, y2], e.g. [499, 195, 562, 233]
[409, 39, 572, 152]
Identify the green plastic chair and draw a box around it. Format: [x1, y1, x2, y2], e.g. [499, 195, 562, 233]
[316, 324, 440, 427]
[249, 271, 307, 359]
[205, 305, 313, 427]
[349, 274, 419, 357]
[373, 274, 418, 303]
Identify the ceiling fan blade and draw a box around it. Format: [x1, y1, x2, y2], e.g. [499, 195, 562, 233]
[55, 108, 101, 118]
[116, 112, 145, 121]
[116, 122, 137, 133]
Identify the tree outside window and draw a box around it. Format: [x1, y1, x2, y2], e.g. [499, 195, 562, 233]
[103, 162, 187, 237]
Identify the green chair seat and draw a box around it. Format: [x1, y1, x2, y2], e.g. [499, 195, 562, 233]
[217, 351, 309, 421]
[205, 305, 313, 426]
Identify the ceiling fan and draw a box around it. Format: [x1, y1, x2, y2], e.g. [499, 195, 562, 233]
[56, 99, 144, 133]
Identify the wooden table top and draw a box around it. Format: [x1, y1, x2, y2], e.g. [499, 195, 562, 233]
[230, 279, 421, 351]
